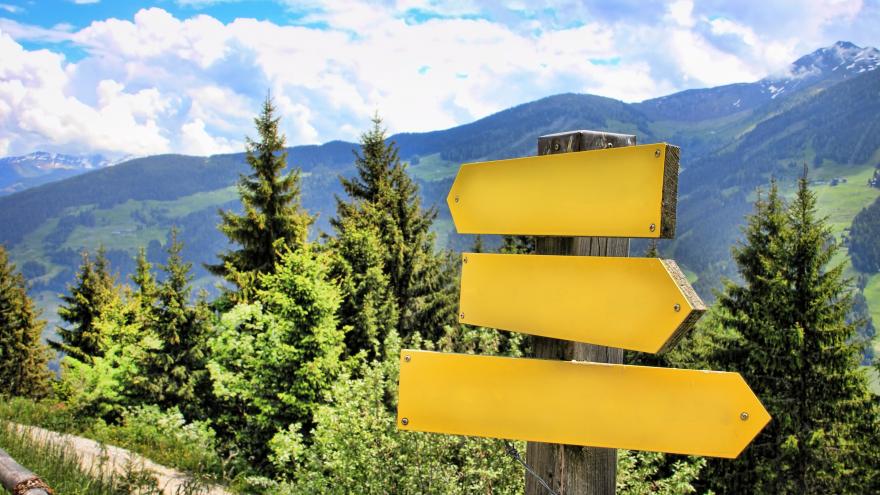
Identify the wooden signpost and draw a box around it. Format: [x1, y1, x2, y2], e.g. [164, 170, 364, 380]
[397, 129, 770, 495]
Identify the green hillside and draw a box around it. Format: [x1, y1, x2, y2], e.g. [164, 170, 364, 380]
[2, 48, 880, 357]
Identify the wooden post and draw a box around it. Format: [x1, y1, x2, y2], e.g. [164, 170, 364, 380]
[525, 130, 636, 495]
[0, 448, 52, 495]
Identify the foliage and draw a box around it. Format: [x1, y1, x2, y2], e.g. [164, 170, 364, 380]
[704, 179, 879, 494]
[135, 231, 213, 419]
[499, 235, 534, 254]
[0, 245, 51, 398]
[849, 196, 880, 272]
[208, 94, 314, 287]
[90, 405, 222, 476]
[208, 244, 346, 473]
[0, 396, 221, 481]
[616, 450, 705, 495]
[272, 332, 524, 495]
[0, 396, 88, 433]
[327, 211, 398, 360]
[331, 115, 457, 344]
[50, 247, 117, 361]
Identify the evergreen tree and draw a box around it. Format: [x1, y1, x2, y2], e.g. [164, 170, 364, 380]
[848, 196, 880, 272]
[0, 245, 51, 398]
[705, 178, 878, 494]
[208, 94, 314, 289]
[208, 244, 346, 471]
[131, 247, 157, 311]
[51, 247, 116, 361]
[500, 235, 534, 254]
[138, 231, 212, 419]
[644, 239, 659, 258]
[331, 115, 455, 343]
[472, 234, 484, 253]
[329, 210, 398, 360]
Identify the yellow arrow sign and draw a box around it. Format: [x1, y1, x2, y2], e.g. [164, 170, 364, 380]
[397, 350, 770, 458]
[446, 143, 679, 238]
[459, 253, 705, 353]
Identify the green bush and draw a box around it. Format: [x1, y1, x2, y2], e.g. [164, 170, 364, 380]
[0, 395, 87, 433]
[0, 397, 222, 479]
[90, 405, 222, 476]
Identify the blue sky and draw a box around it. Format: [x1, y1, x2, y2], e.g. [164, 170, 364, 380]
[1, 0, 878, 157]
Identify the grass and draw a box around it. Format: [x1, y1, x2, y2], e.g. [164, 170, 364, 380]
[784, 163, 880, 353]
[64, 186, 238, 253]
[811, 165, 880, 238]
[0, 423, 157, 495]
[408, 153, 460, 181]
[9, 186, 238, 282]
[0, 397, 223, 481]
[865, 273, 880, 355]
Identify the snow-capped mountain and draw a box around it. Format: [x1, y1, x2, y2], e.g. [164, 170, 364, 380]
[636, 41, 879, 121]
[761, 41, 880, 99]
[0, 151, 127, 195]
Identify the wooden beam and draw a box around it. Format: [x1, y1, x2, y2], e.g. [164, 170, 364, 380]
[525, 130, 635, 495]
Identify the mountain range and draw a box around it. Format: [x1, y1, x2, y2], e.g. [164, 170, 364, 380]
[1, 41, 879, 348]
[0, 152, 123, 195]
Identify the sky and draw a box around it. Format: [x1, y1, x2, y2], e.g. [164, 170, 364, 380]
[0, 0, 878, 158]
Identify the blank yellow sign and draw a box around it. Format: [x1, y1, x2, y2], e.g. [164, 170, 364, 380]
[397, 350, 770, 458]
[459, 253, 705, 353]
[446, 143, 678, 238]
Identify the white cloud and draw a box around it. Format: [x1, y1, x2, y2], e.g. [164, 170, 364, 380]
[0, 3, 21, 13]
[0, 18, 74, 43]
[0, 1, 875, 157]
[0, 30, 171, 156]
[73, 0, 101, 4]
[667, 0, 696, 28]
[180, 118, 240, 155]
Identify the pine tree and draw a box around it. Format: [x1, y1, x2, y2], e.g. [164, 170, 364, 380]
[705, 178, 878, 494]
[208, 94, 314, 289]
[644, 239, 659, 258]
[500, 235, 534, 254]
[131, 247, 157, 310]
[472, 234, 484, 253]
[209, 244, 346, 471]
[51, 247, 116, 361]
[331, 115, 456, 343]
[138, 231, 212, 418]
[0, 245, 51, 397]
[329, 210, 398, 360]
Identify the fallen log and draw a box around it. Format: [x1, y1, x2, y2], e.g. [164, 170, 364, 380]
[0, 448, 52, 495]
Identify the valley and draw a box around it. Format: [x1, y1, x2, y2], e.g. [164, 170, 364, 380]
[1, 42, 879, 357]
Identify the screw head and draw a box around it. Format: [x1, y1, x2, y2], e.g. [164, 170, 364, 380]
[649, 223, 656, 232]
[404, 355, 411, 362]
[654, 149, 661, 158]
[740, 412, 749, 421]
[401, 417, 409, 426]
[463, 256, 468, 264]
[673, 303, 681, 312]
[459, 312, 465, 320]
[553, 142, 560, 151]
[454, 195, 460, 203]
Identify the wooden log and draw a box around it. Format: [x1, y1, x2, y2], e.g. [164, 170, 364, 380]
[0, 448, 52, 495]
[525, 130, 634, 495]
